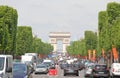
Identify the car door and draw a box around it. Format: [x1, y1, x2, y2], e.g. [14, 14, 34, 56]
[5, 57, 12, 78]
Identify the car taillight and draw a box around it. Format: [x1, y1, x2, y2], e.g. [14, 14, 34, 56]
[112, 68, 114, 72]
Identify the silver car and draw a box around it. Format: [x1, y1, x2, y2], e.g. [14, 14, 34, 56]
[34, 64, 48, 74]
[84, 63, 95, 78]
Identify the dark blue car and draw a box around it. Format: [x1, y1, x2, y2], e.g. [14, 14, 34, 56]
[13, 62, 32, 78]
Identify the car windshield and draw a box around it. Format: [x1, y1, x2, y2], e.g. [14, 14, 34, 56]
[0, 57, 4, 70]
[43, 62, 51, 65]
[13, 63, 27, 73]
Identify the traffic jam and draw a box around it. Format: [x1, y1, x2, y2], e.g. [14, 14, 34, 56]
[4, 51, 118, 78]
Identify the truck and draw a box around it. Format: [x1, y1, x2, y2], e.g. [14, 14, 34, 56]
[21, 55, 34, 63]
[24, 53, 38, 63]
[24, 53, 38, 66]
[22, 53, 38, 70]
[0, 55, 13, 78]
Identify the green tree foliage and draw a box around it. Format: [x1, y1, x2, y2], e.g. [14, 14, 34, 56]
[0, 6, 18, 54]
[67, 31, 97, 56]
[85, 31, 97, 51]
[107, 2, 120, 25]
[67, 39, 86, 56]
[98, 11, 110, 52]
[42, 43, 53, 55]
[32, 36, 53, 55]
[98, 2, 120, 53]
[16, 26, 33, 55]
[32, 36, 43, 53]
[107, 2, 120, 50]
[111, 17, 120, 49]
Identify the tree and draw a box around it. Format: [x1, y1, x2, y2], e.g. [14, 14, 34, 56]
[32, 36, 43, 53]
[111, 17, 120, 49]
[107, 2, 120, 25]
[16, 26, 33, 55]
[42, 43, 53, 55]
[67, 39, 86, 56]
[85, 31, 97, 51]
[0, 6, 18, 54]
[98, 11, 111, 52]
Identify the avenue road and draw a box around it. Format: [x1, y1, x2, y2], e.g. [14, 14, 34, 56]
[32, 66, 85, 78]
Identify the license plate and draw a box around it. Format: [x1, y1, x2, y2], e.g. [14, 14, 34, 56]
[99, 72, 104, 74]
[68, 70, 74, 72]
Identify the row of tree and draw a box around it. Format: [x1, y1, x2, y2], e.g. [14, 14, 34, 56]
[16, 26, 53, 56]
[67, 2, 120, 57]
[0, 6, 53, 56]
[99, 2, 120, 52]
[67, 31, 97, 56]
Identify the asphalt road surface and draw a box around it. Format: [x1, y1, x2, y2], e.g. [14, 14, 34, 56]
[32, 66, 85, 78]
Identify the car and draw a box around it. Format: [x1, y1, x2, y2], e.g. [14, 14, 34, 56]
[92, 64, 110, 78]
[25, 61, 34, 73]
[34, 64, 49, 74]
[64, 64, 79, 76]
[84, 63, 95, 78]
[74, 61, 85, 71]
[110, 63, 120, 78]
[60, 63, 68, 69]
[13, 62, 33, 78]
[42, 60, 55, 69]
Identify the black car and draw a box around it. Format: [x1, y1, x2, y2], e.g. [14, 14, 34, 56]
[92, 64, 110, 78]
[64, 64, 79, 76]
[74, 61, 85, 71]
[13, 62, 33, 78]
[60, 63, 68, 69]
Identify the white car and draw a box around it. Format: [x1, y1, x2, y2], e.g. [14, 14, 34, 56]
[110, 63, 120, 77]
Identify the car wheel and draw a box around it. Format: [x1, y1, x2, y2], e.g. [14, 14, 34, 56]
[64, 73, 66, 76]
[76, 73, 79, 76]
[34, 72, 37, 74]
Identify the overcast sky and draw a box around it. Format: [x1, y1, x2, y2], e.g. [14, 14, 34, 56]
[0, 0, 120, 42]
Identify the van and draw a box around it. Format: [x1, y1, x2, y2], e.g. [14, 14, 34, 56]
[0, 55, 13, 78]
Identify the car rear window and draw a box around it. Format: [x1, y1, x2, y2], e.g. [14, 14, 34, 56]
[95, 65, 107, 69]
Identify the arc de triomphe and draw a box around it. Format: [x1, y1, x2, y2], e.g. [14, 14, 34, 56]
[49, 32, 70, 53]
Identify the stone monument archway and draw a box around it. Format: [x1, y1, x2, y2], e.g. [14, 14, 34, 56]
[49, 32, 70, 53]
